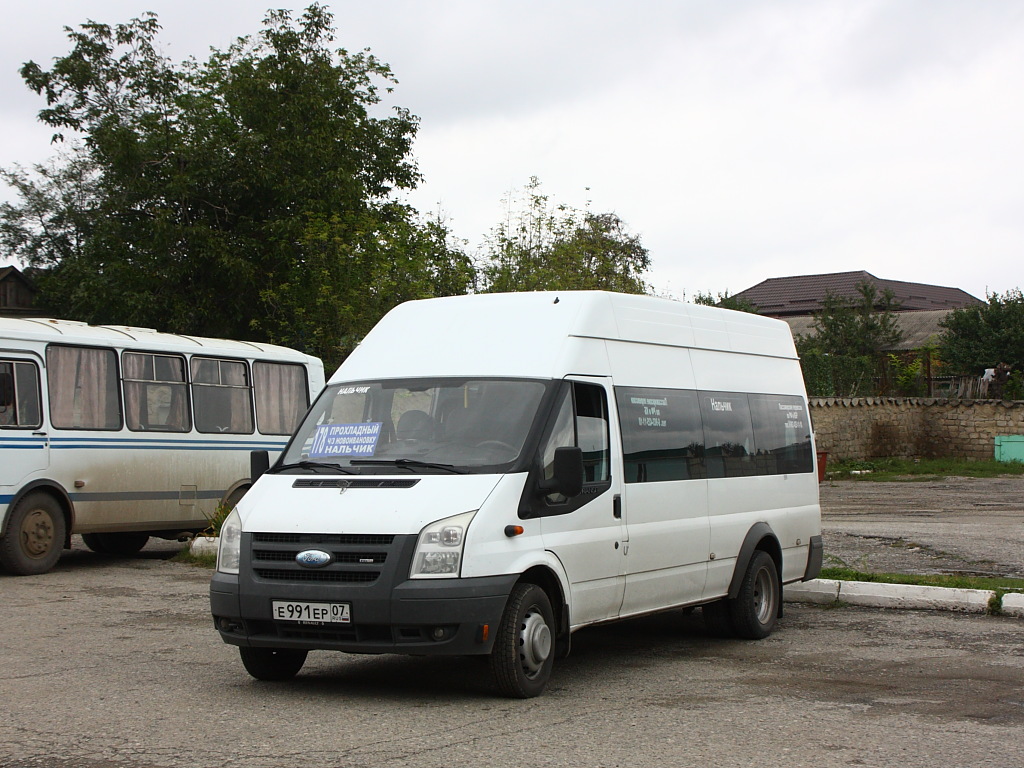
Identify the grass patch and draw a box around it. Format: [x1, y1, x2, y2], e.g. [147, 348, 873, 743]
[171, 548, 216, 568]
[825, 457, 1024, 481]
[820, 566, 1024, 592]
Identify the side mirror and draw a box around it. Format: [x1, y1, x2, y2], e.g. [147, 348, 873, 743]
[250, 450, 270, 483]
[540, 446, 584, 498]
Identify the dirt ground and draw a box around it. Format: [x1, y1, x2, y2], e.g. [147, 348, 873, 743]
[820, 475, 1024, 578]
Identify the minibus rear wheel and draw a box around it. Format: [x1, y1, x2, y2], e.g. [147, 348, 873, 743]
[490, 583, 555, 698]
[0, 492, 66, 576]
[728, 550, 780, 639]
[239, 647, 308, 681]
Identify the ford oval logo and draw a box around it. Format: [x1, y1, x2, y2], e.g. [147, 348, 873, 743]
[295, 549, 333, 568]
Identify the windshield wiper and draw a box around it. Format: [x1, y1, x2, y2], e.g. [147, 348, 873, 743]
[349, 458, 468, 474]
[270, 460, 356, 474]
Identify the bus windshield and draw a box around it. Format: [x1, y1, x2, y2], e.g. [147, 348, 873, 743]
[279, 378, 550, 474]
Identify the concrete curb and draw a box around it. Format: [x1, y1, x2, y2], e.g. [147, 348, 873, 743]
[190, 537, 218, 556]
[785, 578, 1018, 615]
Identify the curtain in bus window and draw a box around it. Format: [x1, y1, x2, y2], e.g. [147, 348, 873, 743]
[0, 362, 13, 426]
[253, 362, 308, 435]
[46, 346, 121, 430]
[123, 353, 190, 432]
[191, 358, 253, 434]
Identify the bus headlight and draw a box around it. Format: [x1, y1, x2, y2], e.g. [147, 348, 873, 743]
[216, 508, 242, 575]
[410, 510, 476, 579]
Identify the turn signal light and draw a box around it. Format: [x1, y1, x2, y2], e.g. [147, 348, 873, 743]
[504, 525, 524, 537]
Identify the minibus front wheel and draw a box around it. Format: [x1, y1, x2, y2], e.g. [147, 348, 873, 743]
[490, 583, 555, 698]
[0, 491, 66, 576]
[239, 647, 308, 681]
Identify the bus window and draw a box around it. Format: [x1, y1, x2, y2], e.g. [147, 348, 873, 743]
[0, 361, 42, 429]
[46, 346, 121, 430]
[253, 361, 309, 435]
[123, 352, 190, 432]
[192, 357, 254, 434]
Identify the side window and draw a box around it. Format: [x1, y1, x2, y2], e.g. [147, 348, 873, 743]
[123, 352, 191, 432]
[253, 362, 309, 435]
[192, 357, 254, 434]
[47, 346, 121, 430]
[539, 382, 610, 504]
[699, 391, 756, 478]
[749, 394, 814, 475]
[0, 360, 42, 429]
[615, 387, 705, 483]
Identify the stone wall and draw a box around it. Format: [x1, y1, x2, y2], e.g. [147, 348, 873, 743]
[809, 397, 1024, 461]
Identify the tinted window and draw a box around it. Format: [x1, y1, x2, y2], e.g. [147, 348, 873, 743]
[192, 357, 254, 434]
[699, 391, 756, 478]
[0, 360, 42, 429]
[616, 387, 704, 483]
[749, 394, 813, 474]
[47, 346, 121, 430]
[123, 352, 191, 432]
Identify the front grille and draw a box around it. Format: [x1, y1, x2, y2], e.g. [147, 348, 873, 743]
[248, 531, 400, 584]
[254, 569, 379, 583]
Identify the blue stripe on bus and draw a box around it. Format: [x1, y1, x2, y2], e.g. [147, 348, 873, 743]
[67, 490, 227, 502]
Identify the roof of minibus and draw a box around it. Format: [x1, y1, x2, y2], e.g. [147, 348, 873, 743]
[333, 291, 799, 382]
[0, 316, 320, 366]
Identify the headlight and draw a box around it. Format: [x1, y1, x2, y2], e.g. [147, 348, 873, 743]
[410, 510, 476, 579]
[216, 508, 242, 575]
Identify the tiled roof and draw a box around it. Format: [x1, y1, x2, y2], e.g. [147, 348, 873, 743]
[734, 270, 982, 316]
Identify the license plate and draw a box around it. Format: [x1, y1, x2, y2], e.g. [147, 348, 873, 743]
[272, 600, 351, 624]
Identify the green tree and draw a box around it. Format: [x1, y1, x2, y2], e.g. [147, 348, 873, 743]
[691, 290, 759, 313]
[797, 282, 904, 397]
[938, 289, 1024, 376]
[479, 177, 650, 294]
[5, 5, 471, 369]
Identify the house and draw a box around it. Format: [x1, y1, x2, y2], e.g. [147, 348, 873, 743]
[732, 270, 983, 350]
[0, 265, 42, 317]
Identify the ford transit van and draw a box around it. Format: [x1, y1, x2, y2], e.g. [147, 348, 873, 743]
[210, 291, 822, 697]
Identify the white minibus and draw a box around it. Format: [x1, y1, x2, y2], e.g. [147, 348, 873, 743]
[0, 317, 324, 575]
[211, 291, 822, 697]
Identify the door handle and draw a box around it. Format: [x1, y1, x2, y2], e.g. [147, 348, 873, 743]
[613, 494, 622, 519]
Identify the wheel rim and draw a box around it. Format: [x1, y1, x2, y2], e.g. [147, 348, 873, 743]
[752, 565, 776, 624]
[518, 605, 552, 679]
[19, 508, 55, 560]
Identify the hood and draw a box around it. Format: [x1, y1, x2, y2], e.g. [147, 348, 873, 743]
[237, 472, 507, 535]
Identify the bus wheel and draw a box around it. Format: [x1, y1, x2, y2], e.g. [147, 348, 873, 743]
[82, 533, 150, 556]
[0, 492, 66, 576]
[239, 647, 307, 681]
[728, 550, 780, 639]
[489, 583, 555, 698]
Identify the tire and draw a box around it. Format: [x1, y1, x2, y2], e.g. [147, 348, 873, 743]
[728, 550, 781, 639]
[0, 492, 66, 576]
[702, 599, 735, 637]
[82, 532, 150, 556]
[239, 647, 308, 681]
[489, 583, 555, 698]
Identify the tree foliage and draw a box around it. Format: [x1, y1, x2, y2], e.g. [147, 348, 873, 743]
[938, 289, 1024, 376]
[478, 177, 650, 294]
[690, 290, 759, 313]
[796, 282, 904, 397]
[4, 5, 472, 369]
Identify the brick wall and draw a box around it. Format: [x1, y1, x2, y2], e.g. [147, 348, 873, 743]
[809, 398, 1024, 461]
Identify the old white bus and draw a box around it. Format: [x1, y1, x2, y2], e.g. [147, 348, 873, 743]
[0, 317, 324, 575]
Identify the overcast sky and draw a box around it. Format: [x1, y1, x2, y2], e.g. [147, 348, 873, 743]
[2, 0, 1022, 301]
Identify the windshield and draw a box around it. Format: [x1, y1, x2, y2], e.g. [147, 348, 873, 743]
[278, 378, 550, 474]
